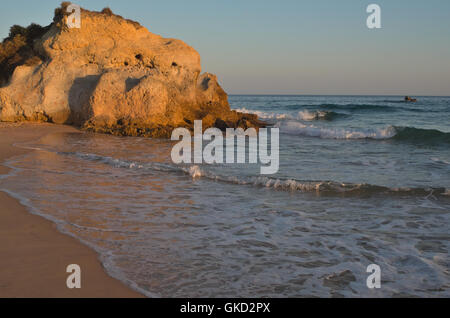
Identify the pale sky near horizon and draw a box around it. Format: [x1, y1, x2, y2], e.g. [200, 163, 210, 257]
[1, 0, 449, 95]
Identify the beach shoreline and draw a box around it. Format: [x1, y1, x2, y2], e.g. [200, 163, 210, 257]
[0, 122, 143, 298]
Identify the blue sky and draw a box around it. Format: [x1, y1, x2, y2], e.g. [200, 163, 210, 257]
[1, 0, 449, 95]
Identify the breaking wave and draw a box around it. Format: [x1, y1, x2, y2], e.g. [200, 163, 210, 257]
[58, 151, 448, 198]
[277, 121, 450, 144]
[235, 108, 290, 120]
[235, 108, 344, 121]
[297, 110, 343, 121]
[183, 166, 447, 197]
[277, 121, 397, 139]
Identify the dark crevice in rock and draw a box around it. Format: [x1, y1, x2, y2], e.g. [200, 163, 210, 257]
[67, 75, 101, 124]
[125, 78, 141, 92]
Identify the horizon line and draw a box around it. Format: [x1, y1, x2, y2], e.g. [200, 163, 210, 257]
[228, 94, 450, 97]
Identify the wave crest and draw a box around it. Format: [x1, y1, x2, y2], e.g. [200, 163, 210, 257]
[277, 121, 397, 139]
[297, 110, 342, 121]
[235, 108, 343, 121]
[276, 122, 450, 144]
[60, 151, 449, 198]
[235, 108, 290, 120]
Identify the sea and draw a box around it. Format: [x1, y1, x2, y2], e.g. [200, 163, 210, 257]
[1, 95, 449, 297]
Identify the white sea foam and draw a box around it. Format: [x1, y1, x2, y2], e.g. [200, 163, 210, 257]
[276, 121, 397, 140]
[56, 151, 449, 197]
[235, 108, 337, 121]
[172, 164, 446, 196]
[3, 135, 449, 298]
[297, 110, 333, 121]
[235, 107, 290, 120]
[186, 165, 203, 178]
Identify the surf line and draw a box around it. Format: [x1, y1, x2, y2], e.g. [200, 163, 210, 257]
[171, 120, 279, 175]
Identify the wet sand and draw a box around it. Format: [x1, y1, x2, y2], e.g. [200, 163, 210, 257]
[0, 122, 143, 297]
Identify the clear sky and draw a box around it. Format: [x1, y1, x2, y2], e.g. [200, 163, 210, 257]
[1, 0, 449, 95]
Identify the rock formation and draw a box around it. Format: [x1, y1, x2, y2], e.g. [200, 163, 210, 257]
[0, 3, 265, 137]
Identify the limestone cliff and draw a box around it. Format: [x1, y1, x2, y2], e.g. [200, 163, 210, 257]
[0, 3, 264, 137]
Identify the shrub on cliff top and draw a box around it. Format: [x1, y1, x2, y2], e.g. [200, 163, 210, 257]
[53, 2, 141, 29]
[5, 23, 48, 44]
[0, 23, 49, 86]
[101, 7, 114, 15]
[53, 2, 72, 23]
[1, 3, 143, 87]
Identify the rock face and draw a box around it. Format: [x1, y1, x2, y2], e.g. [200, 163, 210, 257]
[0, 4, 264, 137]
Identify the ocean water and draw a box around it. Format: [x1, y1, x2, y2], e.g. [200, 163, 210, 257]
[1, 95, 449, 297]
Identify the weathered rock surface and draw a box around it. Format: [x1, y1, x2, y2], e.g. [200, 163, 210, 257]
[0, 3, 265, 137]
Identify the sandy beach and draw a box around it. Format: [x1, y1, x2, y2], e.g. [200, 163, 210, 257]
[0, 122, 142, 298]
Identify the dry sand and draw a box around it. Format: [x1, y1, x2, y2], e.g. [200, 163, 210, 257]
[0, 122, 143, 297]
